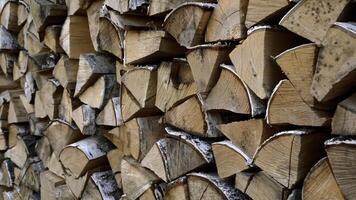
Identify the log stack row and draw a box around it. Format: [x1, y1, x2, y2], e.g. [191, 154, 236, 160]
[0, 0, 354, 199]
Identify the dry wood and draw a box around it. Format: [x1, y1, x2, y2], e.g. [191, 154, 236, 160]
[71, 104, 96, 135]
[0, 52, 17, 77]
[0, 25, 19, 51]
[107, 0, 149, 15]
[0, 1, 20, 32]
[53, 55, 79, 91]
[35, 136, 52, 167]
[65, 172, 90, 199]
[97, 17, 123, 59]
[65, 0, 94, 15]
[40, 170, 66, 200]
[44, 25, 64, 53]
[5, 136, 36, 168]
[8, 94, 28, 123]
[164, 3, 214, 47]
[302, 157, 345, 200]
[107, 149, 123, 174]
[48, 153, 65, 178]
[86, 0, 104, 51]
[34, 91, 47, 118]
[0, 159, 15, 187]
[332, 93, 356, 135]
[0, 129, 8, 150]
[253, 130, 325, 189]
[17, 1, 29, 26]
[20, 160, 45, 193]
[9, 124, 29, 148]
[267, 80, 331, 127]
[39, 79, 63, 120]
[311, 22, 356, 102]
[96, 97, 123, 127]
[164, 177, 189, 200]
[325, 138, 356, 199]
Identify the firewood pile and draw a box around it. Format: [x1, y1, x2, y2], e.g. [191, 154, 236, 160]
[0, 0, 354, 199]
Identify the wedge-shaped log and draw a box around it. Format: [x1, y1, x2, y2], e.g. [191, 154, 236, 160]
[141, 128, 213, 182]
[0, 52, 17, 76]
[302, 157, 345, 200]
[97, 17, 123, 59]
[107, 149, 123, 175]
[121, 157, 160, 200]
[87, 0, 105, 51]
[164, 3, 214, 47]
[59, 135, 115, 178]
[164, 95, 221, 137]
[96, 97, 123, 127]
[165, 177, 189, 200]
[188, 172, 248, 200]
[205, 65, 265, 117]
[72, 104, 96, 135]
[20, 159, 46, 193]
[44, 25, 64, 53]
[108, 0, 149, 15]
[65, 0, 94, 15]
[205, 0, 248, 42]
[156, 59, 197, 112]
[40, 170, 66, 200]
[235, 171, 291, 200]
[5, 136, 36, 169]
[0, 1, 19, 32]
[149, 0, 214, 16]
[8, 94, 28, 124]
[229, 26, 305, 99]
[58, 89, 75, 123]
[187, 44, 232, 95]
[53, 56, 79, 91]
[124, 30, 185, 65]
[74, 53, 116, 97]
[0, 25, 19, 51]
[267, 80, 331, 127]
[332, 93, 356, 135]
[311, 22, 356, 102]
[325, 137, 356, 199]
[279, 0, 350, 44]
[60, 16, 95, 59]
[35, 136, 52, 167]
[253, 130, 325, 189]
[0, 159, 15, 188]
[39, 79, 63, 120]
[212, 141, 252, 178]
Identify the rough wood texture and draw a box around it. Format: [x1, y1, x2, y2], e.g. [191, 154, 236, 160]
[332, 93, 356, 135]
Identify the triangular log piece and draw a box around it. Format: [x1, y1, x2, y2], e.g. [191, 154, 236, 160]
[187, 44, 233, 95]
[0, 25, 20, 51]
[0, 52, 17, 77]
[141, 128, 213, 182]
[96, 97, 123, 127]
[0, 1, 20, 32]
[325, 137, 356, 199]
[205, 0, 248, 42]
[107, 0, 149, 15]
[279, 0, 350, 44]
[40, 170, 66, 200]
[58, 89, 77, 123]
[35, 136, 52, 167]
[229, 26, 305, 99]
[212, 140, 252, 178]
[311, 22, 356, 102]
[53, 184, 76, 200]
[65, 0, 94, 15]
[8, 94, 28, 123]
[253, 129, 325, 189]
[302, 157, 345, 200]
[267, 80, 331, 127]
[148, 0, 215, 16]
[332, 93, 356, 135]
[164, 3, 215, 47]
[97, 16, 123, 59]
[0, 129, 8, 150]
[72, 104, 96, 135]
[53, 55, 79, 90]
[5, 135, 36, 169]
[187, 172, 249, 200]
[0, 159, 15, 188]
[87, 0, 105, 51]
[155, 59, 197, 112]
[34, 91, 47, 119]
[124, 30, 185, 65]
[48, 153, 65, 178]
[205, 65, 265, 117]
[20, 160, 46, 193]
[59, 135, 115, 178]
[17, 2, 29, 27]
[39, 79, 63, 120]
[164, 177, 189, 200]
[8, 124, 29, 148]
[107, 148, 123, 174]
[65, 171, 90, 199]
[43, 25, 64, 53]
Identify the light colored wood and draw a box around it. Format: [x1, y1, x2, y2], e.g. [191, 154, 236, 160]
[0, 159, 15, 187]
[53, 55, 79, 90]
[39, 79, 63, 120]
[86, 0, 104, 51]
[17, 1, 28, 26]
[164, 177, 189, 200]
[332, 93, 356, 135]
[311, 22, 356, 102]
[65, 0, 94, 15]
[34, 91, 47, 118]
[0, 1, 19, 32]
[65, 172, 90, 199]
[302, 157, 345, 200]
[58, 89, 74, 123]
[0, 25, 19, 51]
[8, 94, 28, 123]
[71, 104, 96, 135]
[35, 136, 52, 167]
[44, 25, 64, 53]
[267, 80, 331, 127]
[48, 153, 65, 178]
[97, 17, 123, 59]
[107, 149, 123, 174]
[105, 0, 148, 15]
[5, 136, 31, 168]
[164, 3, 214, 47]
[40, 170, 66, 200]
[280, 0, 350, 44]
[96, 97, 123, 127]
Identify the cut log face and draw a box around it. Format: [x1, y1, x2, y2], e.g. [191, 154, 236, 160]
[44, 25, 64, 53]
[205, 65, 265, 117]
[39, 79, 63, 120]
[1, 1, 20, 32]
[0, 159, 15, 188]
[165, 177, 190, 200]
[149, 0, 214, 16]
[267, 80, 331, 127]
[235, 171, 290, 200]
[121, 157, 160, 200]
[72, 104, 96, 135]
[107, 149, 123, 174]
[53, 55, 79, 90]
[60, 16, 95, 59]
[229, 26, 305, 99]
[35, 136, 52, 167]
[212, 141, 251, 178]
[124, 30, 185, 65]
[186, 44, 232, 95]
[205, 0, 248, 42]
[97, 17, 123, 59]
[8, 96, 28, 124]
[86, 0, 105, 52]
[188, 172, 248, 200]
[164, 3, 214, 48]
[332, 93, 356, 135]
[96, 97, 123, 127]
[59, 135, 115, 178]
[65, 0, 93, 16]
[279, 0, 350, 44]
[0, 25, 20, 51]
[164, 95, 221, 137]
[155, 59, 197, 112]
[141, 129, 213, 182]
[311, 22, 356, 102]
[58, 89, 74, 123]
[325, 138, 356, 199]
[65, 171, 90, 199]
[253, 130, 325, 189]
[5, 137, 31, 168]
[40, 170, 66, 200]
[302, 157, 345, 200]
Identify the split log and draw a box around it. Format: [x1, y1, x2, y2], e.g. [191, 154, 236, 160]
[155, 59, 197, 112]
[253, 130, 325, 189]
[59, 16, 95, 59]
[311, 22, 356, 102]
[0, 25, 20, 51]
[164, 95, 221, 137]
[1, 1, 20, 32]
[40, 170, 66, 200]
[325, 137, 356, 199]
[186, 44, 232, 95]
[17, 1, 29, 26]
[97, 16, 123, 59]
[96, 97, 123, 127]
[107, 149, 123, 175]
[229, 26, 305, 99]
[9, 124, 29, 148]
[65, 0, 94, 15]
[141, 128, 213, 182]
[332, 93, 356, 135]
[267, 80, 331, 127]
[164, 177, 189, 200]
[205, 65, 265, 117]
[108, 0, 149, 15]
[121, 157, 160, 200]
[20, 160, 45, 192]
[187, 172, 248, 200]
[48, 153, 65, 178]
[0, 129, 7, 150]
[8, 94, 28, 123]
[58, 89, 75, 123]
[34, 91, 47, 118]
[205, 0, 248, 42]
[74, 53, 116, 97]
[53, 55, 79, 91]
[124, 30, 185, 65]
[148, 0, 213, 16]
[0, 52, 17, 76]
[53, 184, 76, 200]
[39, 79, 63, 120]
[164, 3, 215, 47]
[235, 171, 290, 200]
[302, 157, 345, 200]
[65, 172, 90, 199]
[59, 135, 115, 178]
[0, 159, 15, 187]
[279, 0, 350, 44]
[71, 104, 96, 135]
[44, 25, 64, 53]
[212, 140, 252, 178]
[5, 136, 36, 169]
[35, 136, 52, 167]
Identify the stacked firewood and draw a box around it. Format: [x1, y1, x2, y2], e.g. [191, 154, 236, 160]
[0, 0, 355, 199]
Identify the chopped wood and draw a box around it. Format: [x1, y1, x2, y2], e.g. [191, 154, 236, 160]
[53, 55, 79, 90]
[71, 104, 96, 135]
[96, 97, 123, 127]
[332, 93, 356, 135]
[164, 177, 189, 200]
